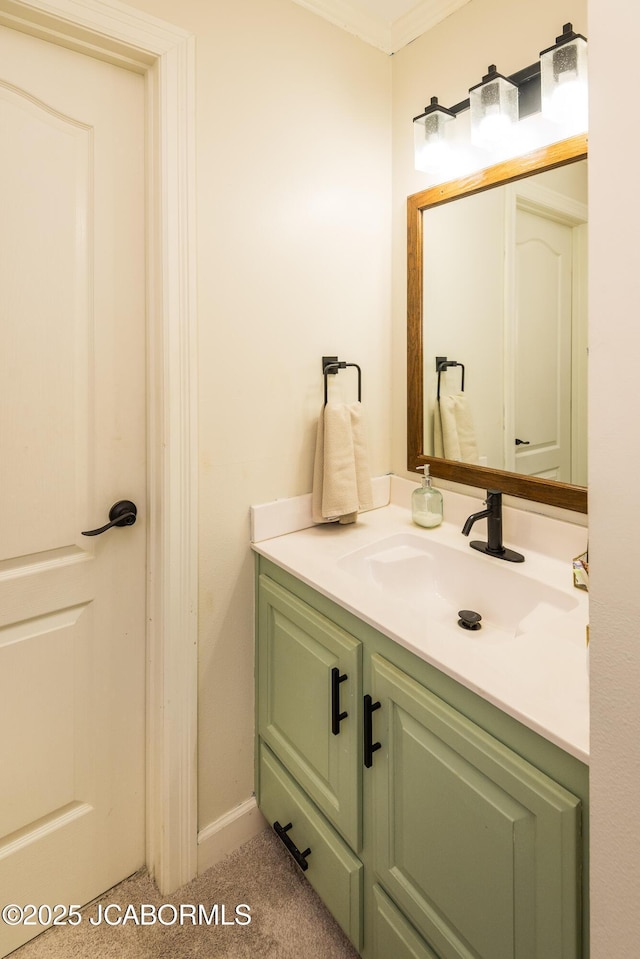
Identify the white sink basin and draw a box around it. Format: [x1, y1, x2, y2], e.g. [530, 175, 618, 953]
[337, 532, 578, 641]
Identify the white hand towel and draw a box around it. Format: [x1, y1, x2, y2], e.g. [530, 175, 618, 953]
[434, 392, 479, 464]
[312, 401, 374, 525]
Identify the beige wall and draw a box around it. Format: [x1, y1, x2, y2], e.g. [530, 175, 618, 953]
[588, 0, 640, 952]
[125, 0, 392, 830]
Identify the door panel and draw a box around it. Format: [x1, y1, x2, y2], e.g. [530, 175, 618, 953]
[0, 24, 146, 955]
[513, 209, 573, 481]
[0, 83, 92, 558]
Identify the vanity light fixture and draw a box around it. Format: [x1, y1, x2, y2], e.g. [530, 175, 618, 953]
[469, 65, 518, 149]
[412, 22, 588, 174]
[413, 96, 456, 174]
[540, 23, 588, 131]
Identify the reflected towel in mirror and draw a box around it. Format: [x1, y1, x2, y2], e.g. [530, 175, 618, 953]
[312, 401, 373, 525]
[434, 392, 480, 464]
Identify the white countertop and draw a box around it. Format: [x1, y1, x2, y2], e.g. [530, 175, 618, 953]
[251, 479, 589, 764]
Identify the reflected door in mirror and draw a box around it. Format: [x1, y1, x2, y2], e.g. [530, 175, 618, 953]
[510, 208, 576, 482]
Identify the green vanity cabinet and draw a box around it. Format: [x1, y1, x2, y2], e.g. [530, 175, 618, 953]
[371, 884, 441, 959]
[255, 557, 589, 959]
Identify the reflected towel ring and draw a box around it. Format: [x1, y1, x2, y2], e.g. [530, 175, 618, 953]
[436, 356, 465, 401]
[322, 356, 362, 405]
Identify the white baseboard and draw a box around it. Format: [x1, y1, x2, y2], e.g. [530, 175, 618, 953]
[197, 797, 267, 876]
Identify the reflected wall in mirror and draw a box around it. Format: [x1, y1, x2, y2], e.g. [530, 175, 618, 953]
[425, 160, 587, 483]
[407, 134, 588, 512]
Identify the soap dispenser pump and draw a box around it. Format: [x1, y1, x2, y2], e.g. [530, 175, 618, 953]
[412, 465, 443, 528]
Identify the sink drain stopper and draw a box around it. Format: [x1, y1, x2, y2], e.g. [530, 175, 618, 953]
[458, 609, 482, 631]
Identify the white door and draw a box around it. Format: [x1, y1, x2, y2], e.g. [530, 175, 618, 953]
[512, 208, 573, 481]
[0, 24, 146, 955]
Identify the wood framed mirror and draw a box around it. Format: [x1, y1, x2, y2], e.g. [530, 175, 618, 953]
[407, 132, 588, 512]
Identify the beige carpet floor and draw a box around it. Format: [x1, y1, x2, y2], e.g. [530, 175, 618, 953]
[10, 828, 360, 958]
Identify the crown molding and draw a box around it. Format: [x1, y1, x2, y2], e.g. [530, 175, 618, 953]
[290, 0, 471, 54]
[292, 0, 390, 51]
[391, 0, 471, 52]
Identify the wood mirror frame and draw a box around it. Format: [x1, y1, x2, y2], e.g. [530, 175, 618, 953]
[407, 132, 588, 513]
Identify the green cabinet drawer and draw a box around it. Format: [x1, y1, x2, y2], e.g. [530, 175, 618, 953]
[370, 654, 582, 959]
[371, 884, 441, 959]
[258, 740, 363, 951]
[258, 574, 362, 848]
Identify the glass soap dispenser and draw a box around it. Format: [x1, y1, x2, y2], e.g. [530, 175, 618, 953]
[412, 465, 443, 528]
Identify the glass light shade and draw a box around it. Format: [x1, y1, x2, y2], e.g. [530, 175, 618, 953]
[540, 26, 588, 131]
[413, 97, 455, 173]
[469, 67, 518, 149]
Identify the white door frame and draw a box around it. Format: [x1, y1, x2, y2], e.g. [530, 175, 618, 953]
[0, 0, 198, 894]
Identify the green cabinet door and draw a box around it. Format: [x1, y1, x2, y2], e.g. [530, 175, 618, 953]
[258, 742, 364, 951]
[371, 884, 441, 959]
[370, 654, 582, 959]
[258, 574, 362, 848]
